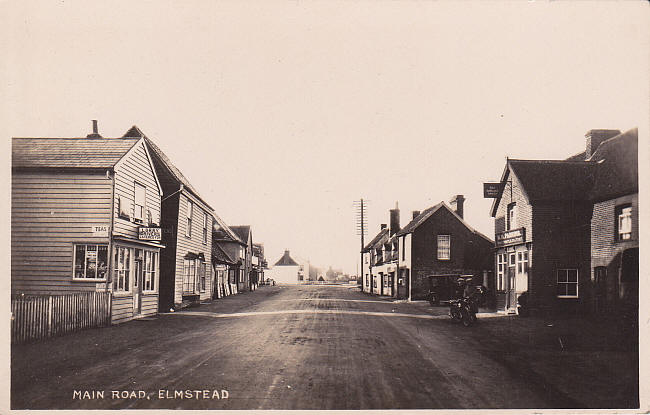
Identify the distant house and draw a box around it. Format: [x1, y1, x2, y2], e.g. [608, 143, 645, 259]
[213, 223, 248, 294]
[272, 250, 301, 284]
[12, 122, 164, 325]
[362, 225, 390, 295]
[123, 126, 214, 311]
[211, 216, 240, 298]
[396, 196, 494, 301]
[368, 204, 401, 296]
[489, 128, 638, 315]
[230, 226, 254, 291]
[252, 243, 266, 287]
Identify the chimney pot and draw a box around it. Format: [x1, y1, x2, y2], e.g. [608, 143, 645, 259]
[86, 120, 103, 138]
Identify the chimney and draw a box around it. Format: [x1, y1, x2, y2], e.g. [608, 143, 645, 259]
[450, 195, 465, 219]
[412, 210, 421, 220]
[86, 120, 103, 138]
[389, 201, 400, 236]
[380, 224, 387, 230]
[585, 129, 620, 159]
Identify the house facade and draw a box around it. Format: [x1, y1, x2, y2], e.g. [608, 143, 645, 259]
[271, 250, 301, 284]
[362, 226, 390, 295]
[230, 226, 254, 291]
[489, 128, 638, 315]
[213, 223, 247, 294]
[397, 196, 494, 301]
[123, 126, 214, 311]
[12, 123, 164, 324]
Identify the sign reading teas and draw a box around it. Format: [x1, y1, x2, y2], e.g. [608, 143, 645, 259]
[495, 228, 525, 247]
[91, 225, 110, 237]
[138, 226, 162, 241]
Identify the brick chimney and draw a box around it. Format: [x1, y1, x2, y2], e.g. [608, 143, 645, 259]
[585, 129, 620, 159]
[412, 210, 421, 220]
[450, 195, 465, 219]
[86, 120, 103, 138]
[389, 202, 400, 236]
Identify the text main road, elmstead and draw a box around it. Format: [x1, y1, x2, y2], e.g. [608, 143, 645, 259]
[12, 285, 637, 410]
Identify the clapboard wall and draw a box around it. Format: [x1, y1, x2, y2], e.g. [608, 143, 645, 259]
[11, 171, 113, 294]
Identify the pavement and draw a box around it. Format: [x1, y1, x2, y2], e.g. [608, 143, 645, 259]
[10, 284, 638, 410]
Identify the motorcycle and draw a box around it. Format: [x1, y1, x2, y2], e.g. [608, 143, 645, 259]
[448, 286, 486, 327]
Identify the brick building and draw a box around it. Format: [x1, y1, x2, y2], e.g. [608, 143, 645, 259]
[489, 128, 638, 315]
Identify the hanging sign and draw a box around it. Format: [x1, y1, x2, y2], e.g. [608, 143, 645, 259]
[138, 226, 162, 241]
[483, 183, 504, 198]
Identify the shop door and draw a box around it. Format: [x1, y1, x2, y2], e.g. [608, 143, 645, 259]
[133, 257, 143, 315]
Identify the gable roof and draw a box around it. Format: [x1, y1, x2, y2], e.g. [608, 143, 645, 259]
[212, 224, 245, 245]
[212, 242, 237, 265]
[230, 226, 251, 245]
[362, 227, 390, 252]
[490, 158, 597, 217]
[12, 137, 139, 169]
[588, 128, 638, 201]
[274, 250, 299, 266]
[123, 125, 213, 211]
[397, 202, 493, 243]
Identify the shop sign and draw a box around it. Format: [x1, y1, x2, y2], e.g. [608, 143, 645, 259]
[495, 228, 525, 247]
[91, 225, 110, 237]
[138, 226, 162, 241]
[483, 182, 504, 198]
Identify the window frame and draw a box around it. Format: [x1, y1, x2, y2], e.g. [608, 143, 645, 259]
[113, 246, 132, 293]
[496, 253, 506, 291]
[72, 243, 109, 281]
[203, 212, 209, 244]
[142, 250, 157, 293]
[183, 258, 197, 294]
[507, 202, 517, 231]
[616, 204, 633, 241]
[556, 268, 579, 298]
[199, 261, 206, 293]
[133, 182, 146, 223]
[437, 234, 451, 260]
[186, 199, 193, 238]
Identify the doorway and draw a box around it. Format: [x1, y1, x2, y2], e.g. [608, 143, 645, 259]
[133, 252, 143, 316]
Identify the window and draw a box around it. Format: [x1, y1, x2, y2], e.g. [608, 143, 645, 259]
[74, 244, 108, 280]
[437, 235, 450, 260]
[203, 213, 209, 244]
[507, 203, 517, 230]
[186, 200, 193, 238]
[199, 261, 206, 292]
[113, 246, 131, 292]
[134, 182, 146, 222]
[557, 269, 578, 298]
[497, 253, 506, 291]
[240, 246, 245, 259]
[365, 274, 369, 286]
[617, 205, 632, 241]
[517, 250, 529, 274]
[509, 252, 516, 266]
[183, 259, 196, 293]
[143, 251, 156, 291]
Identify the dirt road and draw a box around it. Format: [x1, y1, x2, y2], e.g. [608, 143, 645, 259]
[11, 284, 637, 410]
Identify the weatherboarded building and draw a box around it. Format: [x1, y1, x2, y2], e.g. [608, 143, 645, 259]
[123, 126, 214, 311]
[12, 122, 164, 328]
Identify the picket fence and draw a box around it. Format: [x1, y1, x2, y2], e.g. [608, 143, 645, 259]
[11, 291, 112, 344]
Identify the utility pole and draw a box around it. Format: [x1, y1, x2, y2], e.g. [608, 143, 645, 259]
[354, 199, 368, 290]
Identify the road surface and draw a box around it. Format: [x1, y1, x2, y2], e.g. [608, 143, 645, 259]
[11, 284, 630, 410]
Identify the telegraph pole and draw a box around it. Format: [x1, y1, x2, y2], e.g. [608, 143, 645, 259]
[354, 199, 368, 290]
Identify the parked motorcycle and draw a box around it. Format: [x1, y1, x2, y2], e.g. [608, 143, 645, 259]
[447, 285, 486, 327]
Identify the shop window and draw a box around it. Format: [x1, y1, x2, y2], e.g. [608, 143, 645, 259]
[73, 244, 108, 280]
[186, 200, 193, 238]
[616, 204, 632, 241]
[507, 203, 517, 230]
[113, 246, 131, 292]
[517, 250, 529, 274]
[437, 235, 451, 260]
[134, 182, 146, 223]
[143, 251, 156, 292]
[557, 269, 578, 298]
[183, 259, 196, 293]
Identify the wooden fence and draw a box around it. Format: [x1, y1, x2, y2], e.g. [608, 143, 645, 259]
[11, 291, 112, 344]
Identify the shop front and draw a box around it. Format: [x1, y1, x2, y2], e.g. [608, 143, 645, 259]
[494, 228, 530, 313]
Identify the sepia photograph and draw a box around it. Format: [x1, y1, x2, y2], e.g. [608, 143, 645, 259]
[2, 1, 648, 413]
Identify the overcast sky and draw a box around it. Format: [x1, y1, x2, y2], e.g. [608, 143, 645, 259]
[3, 1, 648, 274]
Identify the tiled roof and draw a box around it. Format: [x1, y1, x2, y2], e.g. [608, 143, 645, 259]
[230, 226, 251, 244]
[212, 224, 244, 245]
[123, 126, 213, 211]
[12, 137, 139, 169]
[274, 250, 298, 266]
[508, 159, 597, 202]
[212, 242, 237, 265]
[395, 202, 445, 237]
[362, 228, 389, 252]
[589, 128, 638, 201]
